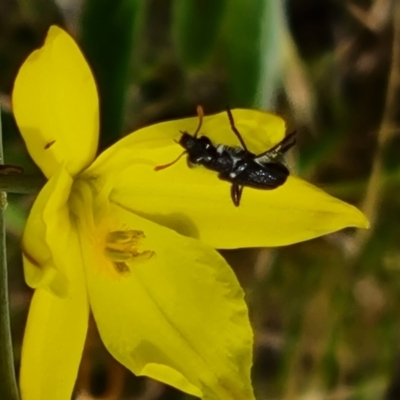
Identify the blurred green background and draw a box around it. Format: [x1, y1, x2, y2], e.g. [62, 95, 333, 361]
[1, 0, 400, 399]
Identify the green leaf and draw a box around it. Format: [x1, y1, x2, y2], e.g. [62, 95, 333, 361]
[80, 0, 143, 150]
[223, 0, 284, 107]
[172, 0, 227, 67]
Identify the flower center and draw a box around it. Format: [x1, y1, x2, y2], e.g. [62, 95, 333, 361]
[104, 230, 154, 274]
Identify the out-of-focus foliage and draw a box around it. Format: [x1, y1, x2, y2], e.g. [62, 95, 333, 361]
[80, 0, 143, 150]
[222, 0, 283, 108]
[172, 0, 227, 68]
[1, 0, 400, 399]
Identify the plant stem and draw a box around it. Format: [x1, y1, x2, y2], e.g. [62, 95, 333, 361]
[0, 108, 20, 400]
[0, 174, 45, 194]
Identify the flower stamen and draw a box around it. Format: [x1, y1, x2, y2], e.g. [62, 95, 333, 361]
[104, 230, 154, 274]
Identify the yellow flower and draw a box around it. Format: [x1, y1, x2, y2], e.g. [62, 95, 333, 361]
[12, 26, 368, 400]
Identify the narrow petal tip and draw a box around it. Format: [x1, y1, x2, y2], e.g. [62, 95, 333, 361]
[352, 207, 370, 229]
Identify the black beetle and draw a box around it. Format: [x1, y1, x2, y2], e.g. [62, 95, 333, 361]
[155, 106, 296, 206]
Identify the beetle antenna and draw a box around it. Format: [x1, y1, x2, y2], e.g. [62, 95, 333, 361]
[279, 137, 296, 154]
[154, 151, 187, 171]
[193, 105, 204, 138]
[259, 131, 296, 157]
[226, 107, 248, 151]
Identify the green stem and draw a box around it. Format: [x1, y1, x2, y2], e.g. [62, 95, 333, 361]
[0, 109, 20, 400]
[0, 174, 45, 194]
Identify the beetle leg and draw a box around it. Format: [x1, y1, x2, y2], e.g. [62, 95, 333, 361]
[231, 184, 243, 207]
[226, 108, 248, 151]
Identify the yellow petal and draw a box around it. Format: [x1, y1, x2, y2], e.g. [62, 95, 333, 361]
[72, 181, 254, 400]
[21, 201, 89, 400]
[85, 109, 367, 249]
[111, 171, 368, 248]
[22, 167, 73, 296]
[20, 239, 89, 400]
[12, 26, 99, 178]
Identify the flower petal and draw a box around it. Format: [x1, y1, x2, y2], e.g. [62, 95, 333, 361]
[12, 26, 99, 178]
[111, 171, 368, 248]
[21, 168, 88, 399]
[85, 109, 368, 249]
[72, 181, 254, 400]
[20, 280, 88, 400]
[22, 167, 73, 296]
[21, 174, 89, 400]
